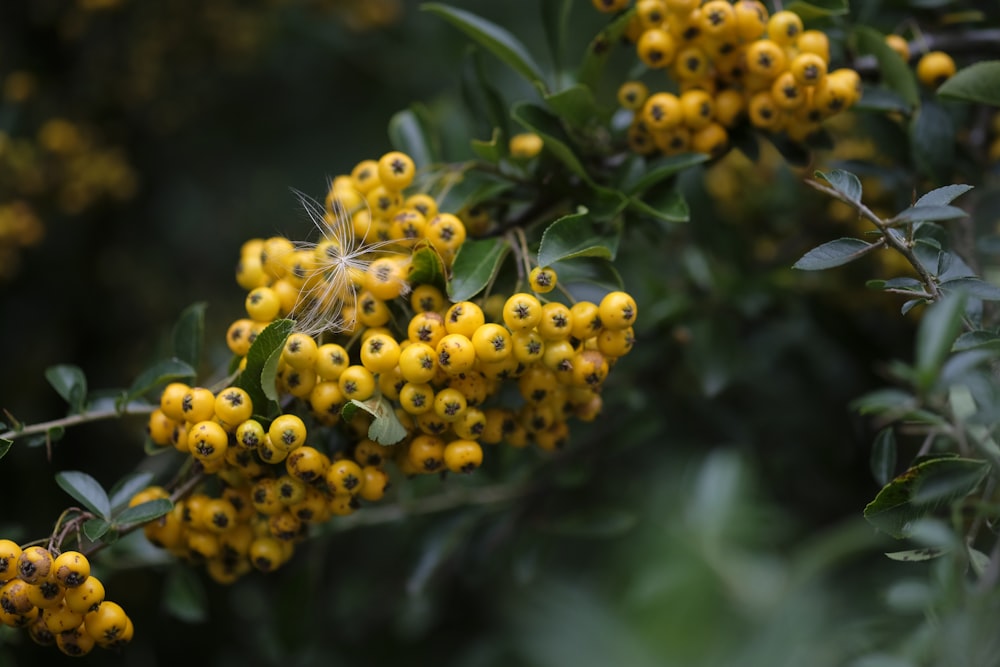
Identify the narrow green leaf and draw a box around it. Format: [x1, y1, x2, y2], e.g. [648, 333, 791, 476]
[447, 237, 510, 302]
[545, 84, 606, 131]
[409, 245, 448, 293]
[915, 291, 966, 390]
[55, 470, 111, 520]
[512, 102, 594, 186]
[0, 438, 10, 461]
[915, 184, 973, 207]
[910, 99, 955, 182]
[577, 7, 635, 91]
[126, 358, 196, 402]
[792, 238, 876, 270]
[537, 208, 619, 267]
[45, 364, 87, 414]
[389, 107, 435, 168]
[890, 205, 968, 224]
[470, 127, 504, 163]
[628, 187, 690, 224]
[851, 388, 917, 416]
[348, 397, 407, 445]
[814, 169, 863, 204]
[462, 48, 510, 144]
[234, 319, 294, 417]
[871, 428, 897, 487]
[850, 26, 920, 109]
[884, 548, 947, 562]
[626, 152, 710, 195]
[83, 519, 110, 542]
[784, 0, 849, 19]
[114, 498, 174, 527]
[108, 471, 156, 512]
[540, 0, 572, 78]
[172, 302, 206, 370]
[939, 277, 1000, 301]
[864, 457, 989, 538]
[937, 60, 1000, 106]
[422, 3, 546, 89]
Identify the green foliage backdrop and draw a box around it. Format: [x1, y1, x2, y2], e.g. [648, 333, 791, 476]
[2, 0, 1000, 665]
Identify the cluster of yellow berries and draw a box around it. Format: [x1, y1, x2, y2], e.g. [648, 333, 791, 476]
[594, 0, 861, 157]
[135, 150, 638, 582]
[0, 542, 131, 656]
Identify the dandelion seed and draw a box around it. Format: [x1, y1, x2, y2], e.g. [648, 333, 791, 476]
[289, 185, 404, 337]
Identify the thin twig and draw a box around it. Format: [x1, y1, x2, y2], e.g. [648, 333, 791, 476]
[806, 179, 942, 302]
[0, 403, 156, 442]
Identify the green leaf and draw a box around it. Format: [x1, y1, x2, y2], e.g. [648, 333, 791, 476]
[851, 388, 918, 416]
[108, 471, 156, 512]
[814, 169, 863, 205]
[447, 237, 510, 302]
[969, 546, 991, 577]
[792, 238, 877, 270]
[172, 301, 206, 370]
[552, 257, 624, 294]
[83, 519, 110, 542]
[409, 245, 448, 293]
[389, 107, 435, 169]
[784, 0, 849, 19]
[871, 427, 897, 487]
[125, 358, 196, 402]
[890, 205, 968, 224]
[577, 6, 635, 91]
[910, 99, 955, 183]
[462, 48, 510, 145]
[855, 85, 912, 114]
[850, 26, 920, 109]
[45, 364, 87, 414]
[625, 152, 710, 195]
[953, 330, 1000, 352]
[884, 548, 947, 562]
[348, 396, 407, 445]
[937, 60, 1000, 106]
[628, 187, 689, 224]
[909, 458, 989, 505]
[915, 291, 966, 391]
[55, 470, 111, 520]
[470, 127, 504, 163]
[512, 102, 593, 185]
[164, 565, 208, 623]
[915, 183, 973, 207]
[234, 319, 294, 417]
[114, 498, 173, 527]
[864, 457, 989, 538]
[422, 3, 546, 89]
[0, 438, 10, 461]
[537, 208, 619, 267]
[540, 0, 571, 78]
[544, 84, 606, 131]
[939, 277, 1000, 301]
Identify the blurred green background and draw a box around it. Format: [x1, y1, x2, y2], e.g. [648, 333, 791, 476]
[1, 1, 990, 665]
